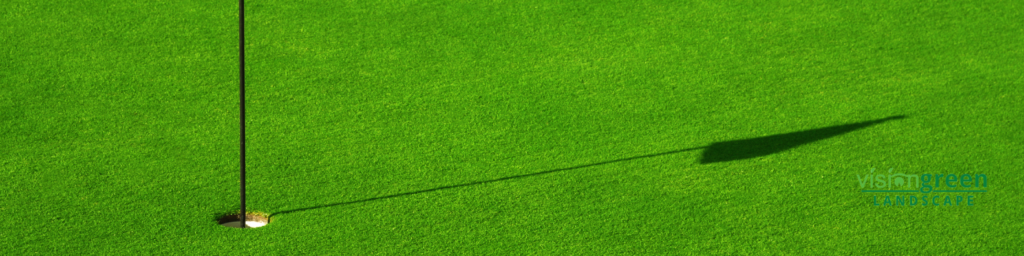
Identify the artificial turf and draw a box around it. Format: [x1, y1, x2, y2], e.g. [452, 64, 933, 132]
[2, 0, 1022, 254]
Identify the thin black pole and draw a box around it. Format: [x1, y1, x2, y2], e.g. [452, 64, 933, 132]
[238, 0, 247, 228]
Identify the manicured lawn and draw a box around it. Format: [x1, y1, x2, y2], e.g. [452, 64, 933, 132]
[2, 0, 1022, 254]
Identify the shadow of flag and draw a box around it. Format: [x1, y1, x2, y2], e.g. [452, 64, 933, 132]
[699, 115, 907, 164]
[271, 115, 908, 217]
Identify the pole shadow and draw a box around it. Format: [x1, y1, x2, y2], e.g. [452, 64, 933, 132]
[271, 115, 907, 217]
[270, 146, 706, 217]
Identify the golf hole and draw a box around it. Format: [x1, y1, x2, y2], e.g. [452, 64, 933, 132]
[218, 213, 270, 228]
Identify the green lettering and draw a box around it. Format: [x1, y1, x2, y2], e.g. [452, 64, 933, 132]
[906, 175, 919, 189]
[920, 174, 933, 193]
[960, 174, 973, 188]
[857, 174, 873, 188]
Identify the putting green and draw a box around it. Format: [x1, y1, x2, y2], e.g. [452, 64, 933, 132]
[1, 0, 1021, 254]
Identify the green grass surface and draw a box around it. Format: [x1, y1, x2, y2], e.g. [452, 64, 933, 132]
[3, 0, 1023, 254]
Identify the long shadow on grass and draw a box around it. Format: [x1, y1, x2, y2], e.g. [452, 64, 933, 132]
[269, 146, 706, 217]
[271, 115, 906, 217]
[699, 115, 907, 164]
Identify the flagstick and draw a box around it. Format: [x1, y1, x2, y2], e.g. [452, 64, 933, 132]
[238, 0, 247, 228]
